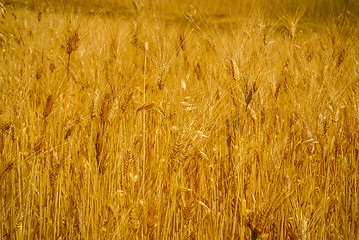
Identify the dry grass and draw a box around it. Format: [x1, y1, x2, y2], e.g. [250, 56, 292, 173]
[1, 0, 359, 239]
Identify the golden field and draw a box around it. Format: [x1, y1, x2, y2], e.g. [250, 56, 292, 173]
[0, 0, 358, 239]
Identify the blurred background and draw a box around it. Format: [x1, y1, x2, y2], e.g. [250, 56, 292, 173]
[2, 0, 358, 19]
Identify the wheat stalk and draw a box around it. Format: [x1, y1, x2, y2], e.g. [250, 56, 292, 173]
[99, 154, 108, 174]
[336, 48, 346, 67]
[43, 94, 54, 118]
[0, 158, 16, 181]
[34, 134, 46, 153]
[136, 103, 154, 113]
[49, 161, 60, 187]
[157, 72, 164, 90]
[100, 94, 110, 124]
[123, 149, 134, 176]
[130, 202, 142, 232]
[231, 59, 240, 82]
[147, 201, 158, 228]
[95, 130, 103, 164]
[64, 117, 82, 140]
[108, 96, 120, 125]
[91, 90, 100, 119]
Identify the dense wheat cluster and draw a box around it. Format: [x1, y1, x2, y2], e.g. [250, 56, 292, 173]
[1, 0, 359, 239]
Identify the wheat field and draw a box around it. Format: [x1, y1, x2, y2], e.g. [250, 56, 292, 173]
[0, 0, 358, 239]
